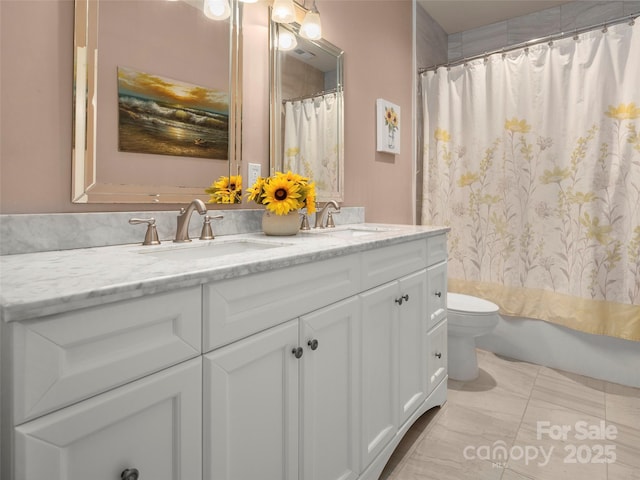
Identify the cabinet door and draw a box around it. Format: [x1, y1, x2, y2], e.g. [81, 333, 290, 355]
[427, 319, 448, 394]
[360, 282, 398, 471]
[397, 270, 428, 426]
[14, 357, 202, 480]
[204, 320, 299, 480]
[301, 297, 361, 480]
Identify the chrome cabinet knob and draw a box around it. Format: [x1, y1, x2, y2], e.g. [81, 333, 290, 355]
[434, 291, 442, 297]
[307, 339, 319, 350]
[121, 468, 139, 480]
[292, 347, 304, 359]
[435, 352, 442, 359]
[395, 294, 409, 305]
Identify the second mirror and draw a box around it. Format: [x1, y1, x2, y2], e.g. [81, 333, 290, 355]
[270, 8, 344, 202]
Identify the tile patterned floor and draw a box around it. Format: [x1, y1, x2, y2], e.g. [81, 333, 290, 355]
[380, 349, 640, 480]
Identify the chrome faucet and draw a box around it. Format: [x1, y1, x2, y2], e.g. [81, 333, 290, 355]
[174, 199, 208, 243]
[314, 200, 340, 228]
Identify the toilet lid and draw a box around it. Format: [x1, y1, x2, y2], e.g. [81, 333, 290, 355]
[447, 293, 499, 314]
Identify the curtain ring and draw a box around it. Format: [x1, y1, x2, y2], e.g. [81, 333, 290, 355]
[629, 18, 635, 26]
[548, 40, 554, 47]
[573, 30, 579, 40]
[602, 25, 608, 33]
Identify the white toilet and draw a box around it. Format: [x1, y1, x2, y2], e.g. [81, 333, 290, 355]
[447, 293, 500, 381]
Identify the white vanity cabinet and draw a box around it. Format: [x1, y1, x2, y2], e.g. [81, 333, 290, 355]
[2, 228, 449, 480]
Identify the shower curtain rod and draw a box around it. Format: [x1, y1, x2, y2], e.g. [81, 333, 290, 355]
[283, 87, 341, 104]
[418, 11, 638, 74]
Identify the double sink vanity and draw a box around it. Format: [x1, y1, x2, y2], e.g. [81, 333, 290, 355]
[0, 219, 449, 480]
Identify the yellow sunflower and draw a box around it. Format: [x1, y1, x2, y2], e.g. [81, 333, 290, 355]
[205, 175, 242, 204]
[246, 177, 265, 203]
[262, 176, 303, 215]
[385, 107, 394, 124]
[304, 182, 316, 215]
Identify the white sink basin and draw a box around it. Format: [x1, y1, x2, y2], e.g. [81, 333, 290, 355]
[322, 227, 396, 238]
[139, 240, 288, 261]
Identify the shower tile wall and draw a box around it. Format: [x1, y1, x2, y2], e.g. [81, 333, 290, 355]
[447, 1, 640, 62]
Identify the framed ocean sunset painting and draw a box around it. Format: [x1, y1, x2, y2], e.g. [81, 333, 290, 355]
[117, 66, 229, 160]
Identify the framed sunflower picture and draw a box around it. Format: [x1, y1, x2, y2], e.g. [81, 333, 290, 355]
[376, 98, 401, 154]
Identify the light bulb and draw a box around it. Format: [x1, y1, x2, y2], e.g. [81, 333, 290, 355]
[277, 30, 297, 51]
[203, 0, 230, 20]
[272, 0, 295, 23]
[300, 10, 321, 40]
[239, 0, 258, 3]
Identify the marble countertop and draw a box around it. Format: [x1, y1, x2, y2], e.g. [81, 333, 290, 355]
[0, 223, 448, 323]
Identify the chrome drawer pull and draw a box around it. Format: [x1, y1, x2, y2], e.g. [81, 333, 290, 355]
[121, 468, 139, 480]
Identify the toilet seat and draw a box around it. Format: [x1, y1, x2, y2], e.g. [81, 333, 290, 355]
[447, 293, 499, 315]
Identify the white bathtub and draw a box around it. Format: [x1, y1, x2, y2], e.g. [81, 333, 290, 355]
[475, 315, 640, 388]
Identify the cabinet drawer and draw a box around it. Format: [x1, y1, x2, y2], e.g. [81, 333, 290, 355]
[14, 357, 202, 480]
[361, 239, 427, 290]
[426, 319, 448, 394]
[203, 254, 360, 351]
[427, 233, 447, 266]
[12, 287, 201, 424]
[427, 261, 447, 330]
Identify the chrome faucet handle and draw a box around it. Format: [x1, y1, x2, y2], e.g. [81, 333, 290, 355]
[129, 218, 161, 246]
[326, 210, 340, 228]
[300, 213, 310, 230]
[200, 215, 223, 240]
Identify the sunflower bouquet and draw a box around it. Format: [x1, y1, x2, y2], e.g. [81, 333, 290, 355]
[246, 171, 316, 215]
[205, 175, 242, 204]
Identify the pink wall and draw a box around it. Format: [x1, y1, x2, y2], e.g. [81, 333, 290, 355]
[321, 1, 414, 224]
[1, 0, 415, 223]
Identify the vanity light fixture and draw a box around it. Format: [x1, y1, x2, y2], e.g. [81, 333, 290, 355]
[272, 0, 296, 23]
[203, 0, 231, 20]
[277, 29, 298, 50]
[299, 0, 322, 40]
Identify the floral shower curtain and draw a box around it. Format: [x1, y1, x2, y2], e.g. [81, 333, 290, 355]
[421, 21, 640, 341]
[283, 91, 342, 197]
